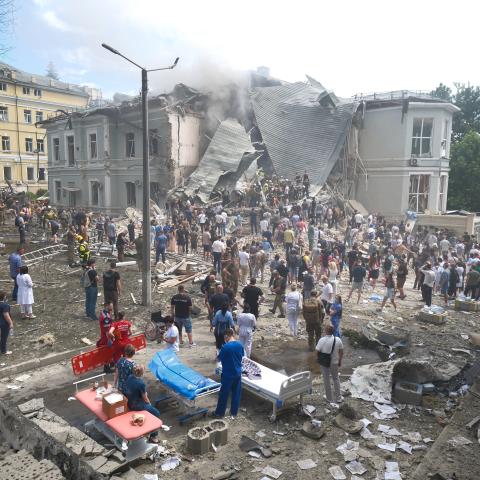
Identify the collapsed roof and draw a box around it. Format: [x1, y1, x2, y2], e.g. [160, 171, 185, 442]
[176, 118, 258, 203]
[250, 79, 356, 193]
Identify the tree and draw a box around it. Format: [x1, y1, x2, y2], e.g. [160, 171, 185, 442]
[46, 61, 60, 80]
[431, 83, 452, 102]
[447, 131, 480, 211]
[0, 0, 14, 55]
[451, 83, 480, 142]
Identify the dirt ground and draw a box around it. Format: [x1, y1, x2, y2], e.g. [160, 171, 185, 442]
[0, 229, 479, 479]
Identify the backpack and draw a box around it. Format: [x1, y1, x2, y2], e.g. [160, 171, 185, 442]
[384, 258, 392, 272]
[80, 270, 92, 288]
[103, 271, 116, 291]
[214, 313, 229, 337]
[14, 216, 20, 227]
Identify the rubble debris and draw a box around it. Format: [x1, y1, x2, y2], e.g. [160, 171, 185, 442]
[261, 465, 283, 479]
[393, 381, 423, 406]
[296, 459, 317, 470]
[345, 460, 367, 475]
[160, 456, 180, 471]
[33, 333, 55, 346]
[447, 435, 473, 447]
[80, 337, 93, 346]
[301, 420, 325, 440]
[328, 465, 347, 480]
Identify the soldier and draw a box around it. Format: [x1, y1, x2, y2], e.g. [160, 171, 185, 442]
[302, 290, 324, 351]
[66, 224, 77, 265]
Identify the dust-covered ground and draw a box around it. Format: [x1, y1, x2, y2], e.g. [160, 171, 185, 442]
[0, 231, 479, 479]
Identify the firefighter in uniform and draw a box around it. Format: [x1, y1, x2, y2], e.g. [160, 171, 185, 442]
[302, 290, 324, 351]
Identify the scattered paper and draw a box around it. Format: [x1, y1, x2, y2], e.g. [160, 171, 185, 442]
[336, 440, 359, 455]
[6, 385, 20, 390]
[248, 450, 261, 458]
[385, 473, 402, 480]
[256, 431, 266, 438]
[80, 337, 93, 346]
[378, 425, 402, 436]
[397, 441, 412, 454]
[261, 466, 282, 479]
[386, 462, 399, 472]
[303, 404, 316, 416]
[328, 465, 347, 480]
[448, 435, 473, 447]
[67, 397, 76, 402]
[360, 427, 375, 440]
[406, 432, 422, 443]
[143, 474, 158, 480]
[360, 418, 372, 427]
[0, 363, 6, 367]
[385, 463, 401, 480]
[423, 437, 433, 444]
[378, 443, 396, 452]
[272, 431, 285, 436]
[14, 374, 31, 382]
[296, 459, 317, 470]
[345, 460, 367, 475]
[375, 403, 396, 415]
[343, 449, 358, 462]
[161, 456, 180, 471]
[161, 425, 171, 431]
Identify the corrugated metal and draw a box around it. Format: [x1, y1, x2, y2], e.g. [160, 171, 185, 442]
[251, 82, 355, 189]
[181, 118, 255, 202]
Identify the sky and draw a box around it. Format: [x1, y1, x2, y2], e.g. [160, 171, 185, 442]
[0, 0, 478, 99]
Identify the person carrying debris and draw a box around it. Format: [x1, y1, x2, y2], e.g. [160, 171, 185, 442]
[302, 290, 324, 351]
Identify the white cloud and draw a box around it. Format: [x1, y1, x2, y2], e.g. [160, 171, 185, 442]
[42, 11, 71, 31]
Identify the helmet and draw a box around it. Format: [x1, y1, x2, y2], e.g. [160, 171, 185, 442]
[76, 235, 83, 241]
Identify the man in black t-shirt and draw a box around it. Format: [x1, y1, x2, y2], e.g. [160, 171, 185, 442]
[85, 259, 99, 321]
[347, 259, 367, 304]
[103, 261, 121, 319]
[170, 285, 195, 347]
[347, 247, 358, 283]
[241, 278, 264, 319]
[208, 285, 230, 324]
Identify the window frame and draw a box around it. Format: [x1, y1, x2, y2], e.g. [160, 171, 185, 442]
[66, 134, 75, 166]
[52, 137, 60, 162]
[149, 128, 159, 155]
[408, 173, 430, 213]
[22, 86, 31, 95]
[35, 111, 43, 123]
[24, 109, 32, 124]
[36, 138, 44, 153]
[0, 82, 6, 91]
[3, 166, 12, 181]
[25, 137, 33, 153]
[38, 167, 46, 181]
[126, 181, 136, 207]
[90, 181, 100, 206]
[0, 106, 7, 121]
[1, 135, 10, 151]
[33, 88, 41, 97]
[411, 118, 434, 157]
[54, 180, 62, 203]
[26, 167, 35, 181]
[89, 132, 97, 160]
[438, 174, 448, 212]
[126, 132, 135, 158]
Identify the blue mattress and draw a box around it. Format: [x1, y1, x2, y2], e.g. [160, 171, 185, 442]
[148, 350, 220, 401]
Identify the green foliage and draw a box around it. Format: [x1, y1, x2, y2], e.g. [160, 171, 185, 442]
[35, 188, 48, 198]
[447, 131, 480, 211]
[24, 191, 36, 201]
[431, 83, 452, 102]
[451, 83, 480, 142]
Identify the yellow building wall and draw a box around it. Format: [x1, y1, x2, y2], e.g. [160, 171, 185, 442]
[0, 76, 89, 193]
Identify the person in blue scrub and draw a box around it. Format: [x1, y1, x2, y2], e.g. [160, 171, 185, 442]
[329, 294, 343, 337]
[214, 328, 244, 419]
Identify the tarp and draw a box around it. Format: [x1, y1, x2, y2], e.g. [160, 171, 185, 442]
[148, 349, 220, 400]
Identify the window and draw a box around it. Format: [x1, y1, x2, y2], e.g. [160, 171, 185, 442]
[91, 182, 99, 206]
[36, 139, 44, 153]
[27, 167, 34, 181]
[441, 120, 449, 157]
[0, 82, 6, 91]
[25, 137, 33, 153]
[411, 118, 433, 157]
[126, 182, 136, 207]
[53, 138, 60, 162]
[35, 111, 43, 123]
[0, 106, 8, 121]
[66, 135, 75, 165]
[54, 180, 61, 202]
[22, 86, 30, 95]
[24, 109, 32, 123]
[438, 175, 447, 212]
[38, 168, 46, 181]
[3, 166, 11, 181]
[89, 133, 97, 159]
[126, 132, 135, 157]
[149, 129, 159, 155]
[1, 136, 10, 151]
[409, 174, 430, 213]
[34, 88, 41, 97]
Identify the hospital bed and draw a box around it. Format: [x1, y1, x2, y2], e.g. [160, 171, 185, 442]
[217, 358, 312, 421]
[148, 350, 221, 424]
[74, 373, 163, 463]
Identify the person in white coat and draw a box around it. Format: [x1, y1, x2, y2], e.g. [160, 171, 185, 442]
[17, 266, 35, 319]
[285, 284, 302, 336]
[237, 304, 256, 358]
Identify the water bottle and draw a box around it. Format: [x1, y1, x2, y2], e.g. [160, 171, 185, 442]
[9, 328, 13, 337]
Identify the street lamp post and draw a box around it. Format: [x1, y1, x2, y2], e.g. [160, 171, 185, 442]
[101, 43, 179, 307]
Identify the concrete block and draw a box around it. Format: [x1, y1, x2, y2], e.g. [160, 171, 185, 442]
[187, 426, 211, 455]
[455, 299, 480, 312]
[86, 455, 109, 471]
[393, 381, 423, 406]
[209, 419, 228, 446]
[417, 310, 447, 325]
[18, 398, 45, 414]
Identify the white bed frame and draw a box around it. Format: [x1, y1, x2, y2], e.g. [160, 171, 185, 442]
[217, 362, 312, 421]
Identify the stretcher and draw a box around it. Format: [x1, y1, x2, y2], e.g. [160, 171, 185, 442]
[148, 350, 221, 424]
[217, 359, 312, 421]
[71, 334, 147, 375]
[74, 374, 163, 463]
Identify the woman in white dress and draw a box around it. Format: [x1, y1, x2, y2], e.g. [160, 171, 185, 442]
[328, 259, 338, 296]
[285, 284, 302, 336]
[16, 266, 35, 319]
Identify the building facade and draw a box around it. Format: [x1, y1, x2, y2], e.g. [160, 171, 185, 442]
[44, 97, 203, 213]
[354, 92, 459, 218]
[0, 62, 90, 193]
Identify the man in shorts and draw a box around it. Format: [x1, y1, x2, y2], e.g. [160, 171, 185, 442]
[170, 285, 195, 347]
[347, 259, 366, 304]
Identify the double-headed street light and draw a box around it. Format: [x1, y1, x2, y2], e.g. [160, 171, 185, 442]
[102, 43, 179, 307]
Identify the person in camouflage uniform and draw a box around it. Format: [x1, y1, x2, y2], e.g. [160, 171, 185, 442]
[302, 290, 324, 351]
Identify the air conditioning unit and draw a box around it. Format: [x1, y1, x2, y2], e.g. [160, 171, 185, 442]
[409, 157, 418, 167]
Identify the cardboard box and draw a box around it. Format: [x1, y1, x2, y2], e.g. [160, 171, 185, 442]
[102, 392, 127, 419]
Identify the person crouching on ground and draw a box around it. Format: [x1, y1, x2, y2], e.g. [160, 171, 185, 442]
[163, 316, 179, 352]
[125, 364, 161, 443]
[237, 303, 256, 358]
[316, 324, 344, 406]
[214, 328, 244, 419]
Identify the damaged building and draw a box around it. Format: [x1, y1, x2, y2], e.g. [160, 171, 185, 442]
[42, 85, 208, 213]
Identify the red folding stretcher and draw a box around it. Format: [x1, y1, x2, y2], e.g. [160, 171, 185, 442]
[71, 334, 147, 375]
[74, 374, 163, 463]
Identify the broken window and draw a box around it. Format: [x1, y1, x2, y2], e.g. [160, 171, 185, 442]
[126, 182, 136, 207]
[91, 182, 99, 206]
[408, 174, 430, 213]
[149, 129, 159, 155]
[34, 88, 41, 97]
[27, 167, 34, 181]
[22, 86, 30, 95]
[66, 135, 75, 166]
[54, 180, 61, 202]
[411, 118, 433, 157]
[438, 175, 447, 212]
[53, 138, 60, 162]
[89, 133, 97, 159]
[126, 132, 135, 157]
[38, 168, 46, 181]
[3, 166, 11, 181]
[35, 111, 43, 123]
[441, 119, 449, 157]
